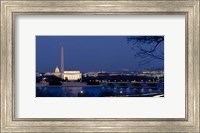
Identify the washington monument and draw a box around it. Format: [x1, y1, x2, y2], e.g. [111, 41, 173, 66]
[61, 46, 64, 79]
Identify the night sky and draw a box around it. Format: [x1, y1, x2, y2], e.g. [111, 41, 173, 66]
[36, 36, 164, 73]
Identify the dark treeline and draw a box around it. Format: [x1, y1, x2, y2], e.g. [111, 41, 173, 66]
[36, 75, 62, 85]
[82, 75, 164, 85]
[82, 75, 163, 82]
[36, 75, 164, 86]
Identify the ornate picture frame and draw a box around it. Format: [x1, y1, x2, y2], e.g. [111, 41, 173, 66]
[1, 0, 199, 132]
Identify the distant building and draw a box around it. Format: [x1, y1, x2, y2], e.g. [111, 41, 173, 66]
[36, 72, 42, 77]
[63, 71, 82, 81]
[54, 66, 61, 77]
[140, 70, 164, 78]
[109, 73, 120, 76]
[83, 72, 99, 77]
[44, 72, 52, 76]
[52, 66, 82, 81]
[98, 72, 109, 76]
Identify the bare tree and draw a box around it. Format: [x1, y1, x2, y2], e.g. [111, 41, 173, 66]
[127, 36, 164, 65]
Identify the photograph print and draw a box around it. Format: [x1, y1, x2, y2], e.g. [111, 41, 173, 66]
[36, 36, 164, 97]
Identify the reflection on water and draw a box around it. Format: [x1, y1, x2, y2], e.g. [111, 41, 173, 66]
[36, 86, 164, 97]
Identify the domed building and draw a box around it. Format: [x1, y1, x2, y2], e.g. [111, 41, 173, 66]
[53, 66, 82, 81]
[55, 66, 60, 73]
[54, 66, 61, 77]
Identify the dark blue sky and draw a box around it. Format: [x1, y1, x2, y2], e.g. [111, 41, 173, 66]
[36, 36, 164, 72]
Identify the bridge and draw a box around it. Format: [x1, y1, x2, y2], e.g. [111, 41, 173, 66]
[100, 81, 163, 89]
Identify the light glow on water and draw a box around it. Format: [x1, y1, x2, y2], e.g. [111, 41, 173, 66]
[36, 86, 164, 97]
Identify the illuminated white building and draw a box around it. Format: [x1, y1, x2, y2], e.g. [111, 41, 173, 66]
[140, 70, 164, 78]
[54, 66, 61, 77]
[44, 72, 52, 76]
[63, 71, 82, 81]
[53, 66, 81, 81]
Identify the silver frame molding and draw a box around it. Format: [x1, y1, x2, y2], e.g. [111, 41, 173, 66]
[1, 0, 199, 132]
